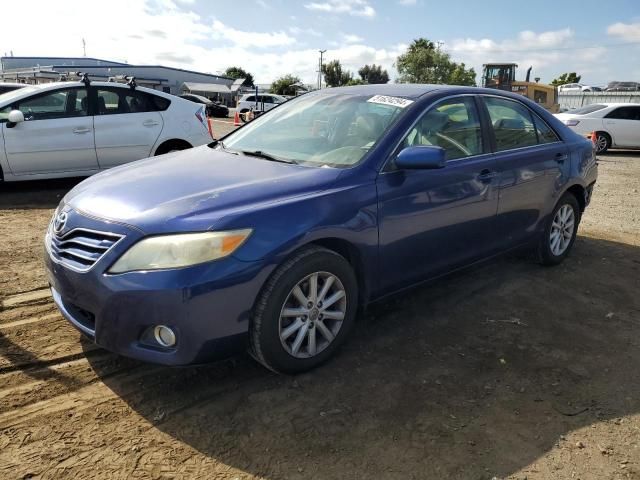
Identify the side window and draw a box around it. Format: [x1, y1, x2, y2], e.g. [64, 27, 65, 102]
[401, 97, 483, 161]
[0, 104, 12, 122]
[96, 90, 120, 115]
[484, 97, 538, 151]
[96, 89, 170, 115]
[245, 96, 255, 102]
[606, 107, 640, 120]
[533, 115, 559, 144]
[14, 88, 88, 121]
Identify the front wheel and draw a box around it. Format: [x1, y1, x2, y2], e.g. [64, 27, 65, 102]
[538, 193, 581, 266]
[249, 246, 358, 374]
[594, 132, 611, 154]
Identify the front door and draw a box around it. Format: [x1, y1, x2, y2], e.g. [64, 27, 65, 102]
[1, 86, 97, 175]
[376, 96, 500, 293]
[92, 87, 164, 168]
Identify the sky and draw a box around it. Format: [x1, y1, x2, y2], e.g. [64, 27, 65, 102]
[1, 0, 639, 87]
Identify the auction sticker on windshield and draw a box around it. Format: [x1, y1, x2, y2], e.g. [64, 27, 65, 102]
[367, 95, 414, 108]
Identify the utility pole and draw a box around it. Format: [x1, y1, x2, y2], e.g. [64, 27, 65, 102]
[436, 41, 444, 51]
[82, 38, 86, 57]
[318, 49, 326, 90]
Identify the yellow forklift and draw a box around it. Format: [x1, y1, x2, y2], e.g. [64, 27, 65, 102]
[482, 63, 559, 113]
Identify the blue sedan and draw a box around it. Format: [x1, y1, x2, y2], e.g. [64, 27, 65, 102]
[45, 85, 598, 373]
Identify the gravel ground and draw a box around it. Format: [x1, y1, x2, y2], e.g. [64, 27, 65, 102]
[0, 149, 638, 480]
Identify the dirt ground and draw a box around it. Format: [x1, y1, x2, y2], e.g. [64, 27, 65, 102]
[0, 147, 639, 480]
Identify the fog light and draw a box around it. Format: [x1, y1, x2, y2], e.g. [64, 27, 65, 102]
[153, 325, 176, 348]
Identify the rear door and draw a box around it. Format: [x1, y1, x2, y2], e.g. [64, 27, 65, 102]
[92, 86, 164, 168]
[604, 106, 640, 147]
[481, 95, 568, 248]
[1, 86, 97, 175]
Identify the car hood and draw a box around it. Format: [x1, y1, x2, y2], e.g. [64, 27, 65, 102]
[64, 146, 342, 232]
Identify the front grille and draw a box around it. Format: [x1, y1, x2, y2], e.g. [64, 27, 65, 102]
[49, 228, 123, 272]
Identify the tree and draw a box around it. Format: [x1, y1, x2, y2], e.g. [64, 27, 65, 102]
[551, 72, 582, 86]
[322, 60, 353, 87]
[396, 38, 476, 86]
[270, 74, 301, 96]
[224, 66, 254, 87]
[358, 64, 389, 84]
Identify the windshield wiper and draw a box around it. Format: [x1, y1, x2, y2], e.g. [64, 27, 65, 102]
[239, 150, 296, 164]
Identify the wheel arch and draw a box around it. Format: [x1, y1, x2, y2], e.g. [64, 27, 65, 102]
[564, 183, 587, 212]
[153, 138, 193, 156]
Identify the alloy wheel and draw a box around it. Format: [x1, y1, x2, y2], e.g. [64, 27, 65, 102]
[595, 135, 608, 153]
[550, 204, 575, 256]
[278, 271, 347, 359]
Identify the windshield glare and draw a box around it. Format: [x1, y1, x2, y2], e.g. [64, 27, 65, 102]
[222, 93, 407, 168]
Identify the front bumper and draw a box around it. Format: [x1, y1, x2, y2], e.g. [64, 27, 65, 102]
[45, 209, 272, 365]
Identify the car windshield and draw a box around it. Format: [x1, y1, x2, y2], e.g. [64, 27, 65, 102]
[569, 104, 608, 115]
[221, 93, 409, 168]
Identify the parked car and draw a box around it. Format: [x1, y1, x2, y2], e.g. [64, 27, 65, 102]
[557, 83, 597, 93]
[555, 103, 640, 153]
[0, 81, 212, 181]
[46, 85, 597, 373]
[0, 82, 27, 95]
[180, 93, 229, 118]
[604, 81, 640, 92]
[237, 93, 287, 116]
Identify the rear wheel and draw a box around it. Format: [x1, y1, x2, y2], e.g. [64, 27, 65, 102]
[538, 193, 581, 266]
[249, 246, 358, 374]
[594, 132, 611, 154]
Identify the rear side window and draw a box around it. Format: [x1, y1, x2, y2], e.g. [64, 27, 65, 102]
[484, 97, 538, 151]
[534, 116, 559, 144]
[96, 88, 170, 114]
[245, 96, 256, 102]
[401, 96, 484, 161]
[606, 107, 640, 120]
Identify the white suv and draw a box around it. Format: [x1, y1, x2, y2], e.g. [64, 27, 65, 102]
[0, 81, 212, 182]
[237, 93, 287, 116]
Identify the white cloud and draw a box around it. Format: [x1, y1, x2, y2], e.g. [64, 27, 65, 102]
[256, 0, 269, 9]
[607, 22, 640, 41]
[343, 33, 364, 43]
[304, 0, 375, 17]
[211, 19, 295, 49]
[398, 0, 417, 5]
[289, 26, 322, 37]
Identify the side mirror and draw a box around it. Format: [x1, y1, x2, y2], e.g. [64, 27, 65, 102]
[6, 110, 25, 128]
[395, 146, 446, 170]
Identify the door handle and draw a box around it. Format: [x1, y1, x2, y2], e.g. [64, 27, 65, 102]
[73, 127, 91, 134]
[555, 153, 568, 163]
[143, 120, 160, 127]
[477, 169, 498, 181]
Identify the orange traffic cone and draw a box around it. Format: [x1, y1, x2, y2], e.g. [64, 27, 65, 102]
[233, 110, 241, 126]
[207, 117, 214, 139]
[590, 131, 597, 144]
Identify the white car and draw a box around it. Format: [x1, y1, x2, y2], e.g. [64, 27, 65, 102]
[237, 93, 287, 117]
[555, 103, 640, 153]
[0, 81, 212, 181]
[557, 83, 596, 93]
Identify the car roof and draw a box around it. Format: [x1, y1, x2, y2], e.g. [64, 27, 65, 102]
[0, 80, 176, 106]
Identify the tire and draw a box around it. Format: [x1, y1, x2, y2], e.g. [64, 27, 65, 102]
[594, 132, 611, 154]
[239, 109, 250, 123]
[249, 246, 358, 374]
[538, 193, 581, 266]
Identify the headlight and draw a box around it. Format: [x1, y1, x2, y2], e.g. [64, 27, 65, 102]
[564, 119, 580, 127]
[108, 229, 252, 273]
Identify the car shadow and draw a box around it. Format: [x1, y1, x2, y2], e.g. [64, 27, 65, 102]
[86, 235, 640, 479]
[0, 177, 84, 210]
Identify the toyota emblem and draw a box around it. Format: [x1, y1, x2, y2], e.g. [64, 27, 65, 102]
[53, 211, 68, 235]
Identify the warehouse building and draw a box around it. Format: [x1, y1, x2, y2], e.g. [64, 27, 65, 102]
[0, 56, 245, 105]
